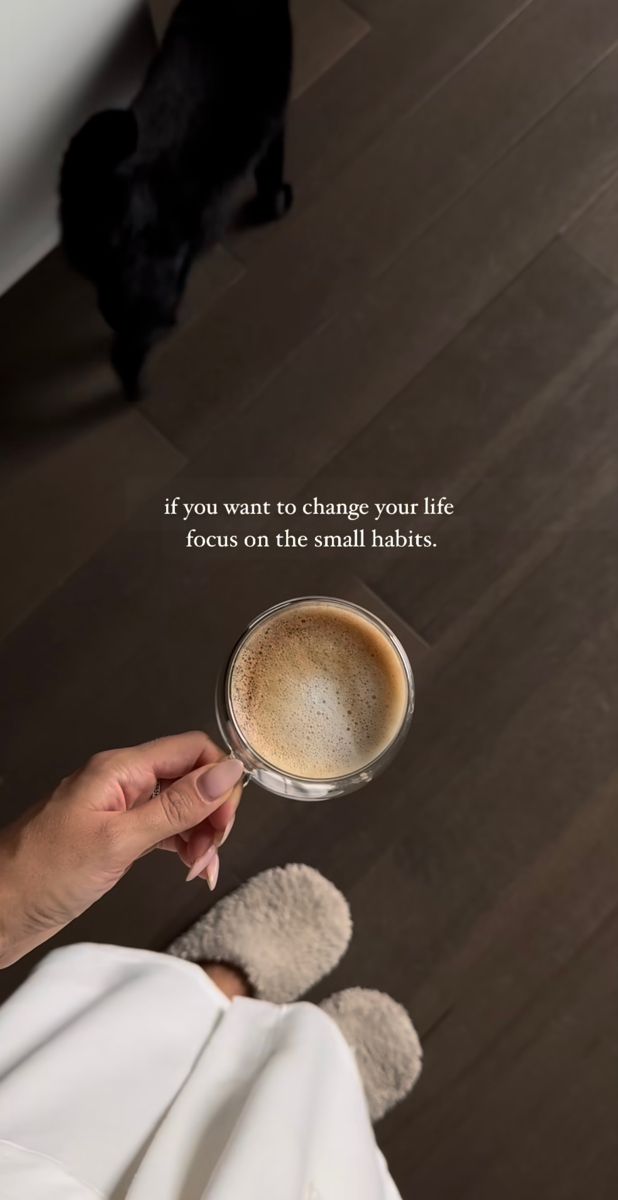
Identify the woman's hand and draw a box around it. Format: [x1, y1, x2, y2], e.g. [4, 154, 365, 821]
[0, 732, 244, 969]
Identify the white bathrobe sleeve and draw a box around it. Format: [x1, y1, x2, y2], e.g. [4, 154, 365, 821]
[0, 944, 402, 1200]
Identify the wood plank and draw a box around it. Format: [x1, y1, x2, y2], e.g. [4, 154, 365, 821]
[179, 245, 244, 327]
[285, 0, 535, 209]
[564, 171, 618, 285]
[289, 240, 618, 587]
[0, 410, 184, 639]
[303, 233, 614, 462]
[371, 319, 618, 643]
[291, 0, 370, 99]
[235, 0, 618, 265]
[0, 243, 241, 451]
[398, 909, 618, 1198]
[385, 769, 618, 1114]
[344, 0, 504, 27]
[0, 250, 112, 446]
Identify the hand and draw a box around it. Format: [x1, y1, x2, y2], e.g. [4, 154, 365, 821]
[0, 732, 244, 969]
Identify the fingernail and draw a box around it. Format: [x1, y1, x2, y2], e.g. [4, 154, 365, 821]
[206, 853, 220, 892]
[215, 816, 236, 850]
[186, 843, 218, 883]
[198, 759, 244, 802]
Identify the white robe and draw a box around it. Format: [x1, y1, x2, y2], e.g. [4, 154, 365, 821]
[0, 944, 402, 1199]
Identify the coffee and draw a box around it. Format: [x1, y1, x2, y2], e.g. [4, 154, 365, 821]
[229, 601, 409, 780]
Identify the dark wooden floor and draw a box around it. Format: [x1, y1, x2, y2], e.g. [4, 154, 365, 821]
[1, 1, 618, 1196]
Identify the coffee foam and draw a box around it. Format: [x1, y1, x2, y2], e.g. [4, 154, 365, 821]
[230, 602, 409, 779]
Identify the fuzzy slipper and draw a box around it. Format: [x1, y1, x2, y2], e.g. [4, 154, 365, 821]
[167, 864, 352, 1004]
[321, 989, 423, 1122]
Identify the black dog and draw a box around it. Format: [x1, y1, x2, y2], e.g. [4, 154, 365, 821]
[60, 0, 293, 396]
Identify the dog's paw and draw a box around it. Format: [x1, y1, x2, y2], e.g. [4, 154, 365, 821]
[273, 182, 294, 219]
[241, 183, 294, 227]
[110, 339, 145, 402]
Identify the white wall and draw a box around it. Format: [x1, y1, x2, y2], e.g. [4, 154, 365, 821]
[0, 0, 155, 296]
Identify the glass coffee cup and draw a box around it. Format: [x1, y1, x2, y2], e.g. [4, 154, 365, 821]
[216, 596, 414, 800]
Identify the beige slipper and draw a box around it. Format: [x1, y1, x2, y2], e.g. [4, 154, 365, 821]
[167, 864, 352, 1004]
[321, 988, 423, 1122]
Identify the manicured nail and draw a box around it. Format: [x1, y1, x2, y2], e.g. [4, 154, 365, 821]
[198, 759, 244, 802]
[215, 816, 236, 850]
[206, 853, 220, 892]
[185, 843, 218, 883]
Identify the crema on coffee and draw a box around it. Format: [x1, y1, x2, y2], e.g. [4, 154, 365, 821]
[229, 601, 409, 780]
